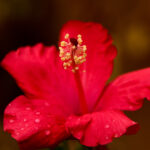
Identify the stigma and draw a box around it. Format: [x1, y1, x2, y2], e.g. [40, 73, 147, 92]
[59, 33, 87, 72]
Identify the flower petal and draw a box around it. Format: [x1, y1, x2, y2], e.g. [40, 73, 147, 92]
[59, 21, 117, 111]
[4, 96, 70, 149]
[96, 68, 150, 111]
[66, 110, 139, 147]
[1, 43, 79, 114]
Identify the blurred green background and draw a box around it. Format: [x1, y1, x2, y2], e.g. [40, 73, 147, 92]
[0, 0, 150, 149]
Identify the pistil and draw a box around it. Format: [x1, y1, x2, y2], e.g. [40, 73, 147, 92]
[74, 70, 89, 114]
[59, 33, 88, 114]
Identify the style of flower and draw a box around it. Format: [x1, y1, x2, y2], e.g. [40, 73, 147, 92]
[2, 21, 150, 150]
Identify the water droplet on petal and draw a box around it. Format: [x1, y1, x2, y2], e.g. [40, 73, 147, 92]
[45, 130, 51, 135]
[23, 118, 27, 122]
[35, 118, 40, 123]
[105, 136, 109, 140]
[21, 128, 24, 131]
[9, 119, 14, 123]
[105, 124, 110, 129]
[114, 134, 119, 138]
[45, 102, 50, 106]
[35, 112, 40, 115]
[26, 107, 31, 111]
[8, 104, 12, 107]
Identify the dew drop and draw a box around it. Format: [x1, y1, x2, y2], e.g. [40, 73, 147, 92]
[8, 104, 12, 107]
[35, 118, 40, 123]
[9, 119, 14, 123]
[35, 112, 40, 115]
[26, 107, 31, 111]
[45, 102, 50, 106]
[23, 118, 27, 122]
[105, 124, 110, 129]
[105, 136, 109, 140]
[114, 134, 119, 138]
[21, 128, 24, 131]
[45, 130, 51, 136]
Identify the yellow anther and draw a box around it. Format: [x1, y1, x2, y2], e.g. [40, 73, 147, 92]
[59, 50, 64, 57]
[72, 69, 75, 73]
[61, 57, 66, 61]
[78, 56, 82, 60]
[66, 53, 71, 57]
[72, 46, 76, 49]
[59, 33, 87, 72]
[65, 56, 71, 60]
[75, 66, 79, 70]
[59, 53, 63, 57]
[59, 47, 63, 51]
[60, 51, 64, 55]
[75, 60, 80, 64]
[83, 70, 86, 73]
[67, 63, 71, 67]
[61, 41, 67, 46]
[69, 60, 72, 63]
[74, 55, 78, 60]
[83, 45, 87, 51]
[77, 38, 83, 44]
[63, 62, 67, 67]
[81, 59, 86, 63]
[77, 34, 82, 38]
[83, 53, 87, 58]
[65, 33, 69, 39]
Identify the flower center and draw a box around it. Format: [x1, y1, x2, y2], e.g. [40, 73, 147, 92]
[59, 34, 88, 114]
[59, 33, 87, 72]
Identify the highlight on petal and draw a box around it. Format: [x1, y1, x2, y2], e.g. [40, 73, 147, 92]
[66, 110, 139, 147]
[96, 68, 150, 111]
[4, 96, 70, 149]
[1, 43, 79, 114]
[60, 21, 117, 111]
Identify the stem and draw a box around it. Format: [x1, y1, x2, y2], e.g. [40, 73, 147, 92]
[74, 71, 88, 114]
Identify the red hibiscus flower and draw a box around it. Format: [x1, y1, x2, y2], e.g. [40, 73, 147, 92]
[2, 21, 150, 150]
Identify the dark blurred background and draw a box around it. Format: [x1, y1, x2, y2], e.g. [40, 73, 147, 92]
[0, 0, 150, 149]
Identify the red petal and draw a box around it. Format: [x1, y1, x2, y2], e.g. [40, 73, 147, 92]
[59, 21, 117, 111]
[4, 96, 70, 149]
[1, 43, 79, 114]
[66, 110, 139, 147]
[96, 68, 150, 111]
